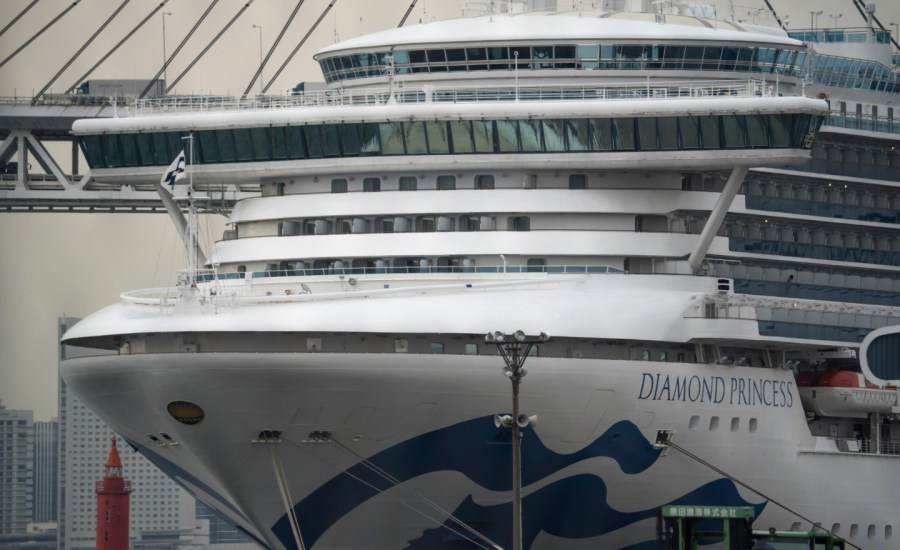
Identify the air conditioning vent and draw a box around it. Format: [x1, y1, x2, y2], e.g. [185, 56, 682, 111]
[716, 278, 732, 294]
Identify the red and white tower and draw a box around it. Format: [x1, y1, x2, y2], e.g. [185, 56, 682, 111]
[96, 435, 132, 550]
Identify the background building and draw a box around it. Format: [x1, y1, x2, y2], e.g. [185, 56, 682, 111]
[0, 401, 34, 535]
[33, 419, 58, 523]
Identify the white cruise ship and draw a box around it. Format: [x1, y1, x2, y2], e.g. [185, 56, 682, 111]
[61, 1, 900, 548]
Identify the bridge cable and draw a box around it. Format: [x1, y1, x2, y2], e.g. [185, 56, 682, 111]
[0, 0, 40, 40]
[166, 0, 255, 93]
[281, 436, 499, 550]
[397, 0, 418, 28]
[242, 0, 307, 97]
[0, 0, 82, 70]
[329, 436, 504, 550]
[261, 0, 338, 95]
[33, 0, 132, 102]
[139, 0, 221, 99]
[658, 435, 863, 550]
[64, 1, 171, 95]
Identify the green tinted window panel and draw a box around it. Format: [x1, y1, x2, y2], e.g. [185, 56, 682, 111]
[134, 134, 155, 165]
[699, 115, 721, 149]
[304, 126, 324, 158]
[542, 120, 566, 151]
[118, 134, 139, 166]
[613, 118, 635, 150]
[767, 114, 790, 147]
[166, 133, 185, 161]
[233, 129, 254, 161]
[101, 135, 121, 167]
[321, 125, 341, 157]
[404, 121, 428, 154]
[197, 131, 219, 163]
[658, 117, 678, 150]
[519, 120, 542, 152]
[590, 119, 613, 151]
[216, 129, 237, 162]
[360, 123, 380, 154]
[338, 125, 360, 156]
[495, 120, 519, 152]
[637, 118, 657, 150]
[269, 127, 288, 159]
[679, 117, 700, 149]
[449, 120, 473, 153]
[746, 114, 769, 147]
[722, 115, 747, 148]
[380, 122, 405, 155]
[472, 120, 494, 153]
[424, 121, 449, 154]
[566, 119, 589, 151]
[152, 133, 171, 163]
[250, 127, 272, 160]
[78, 136, 101, 167]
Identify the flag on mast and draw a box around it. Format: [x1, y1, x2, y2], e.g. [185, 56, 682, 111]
[161, 150, 186, 188]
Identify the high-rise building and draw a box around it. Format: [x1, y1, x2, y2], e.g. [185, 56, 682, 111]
[33, 419, 58, 522]
[0, 401, 34, 534]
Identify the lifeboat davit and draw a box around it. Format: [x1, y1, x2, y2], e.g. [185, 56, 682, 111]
[797, 371, 898, 418]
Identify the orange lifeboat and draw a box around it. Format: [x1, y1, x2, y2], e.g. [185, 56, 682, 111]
[797, 371, 897, 418]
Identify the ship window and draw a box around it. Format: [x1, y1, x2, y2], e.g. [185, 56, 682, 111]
[709, 416, 720, 430]
[475, 175, 495, 189]
[340, 125, 361, 156]
[532, 46, 553, 68]
[426, 49, 446, 63]
[466, 47, 488, 71]
[613, 118, 635, 150]
[487, 46, 509, 70]
[496, 120, 519, 152]
[689, 416, 699, 430]
[519, 120, 543, 152]
[336, 219, 352, 234]
[331, 179, 348, 193]
[269, 127, 287, 159]
[510, 217, 530, 231]
[569, 174, 586, 189]
[119, 134, 139, 166]
[425, 121, 450, 154]
[101, 135, 122, 167]
[276, 182, 285, 196]
[430, 342, 444, 354]
[418, 216, 436, 232]
[637, 118, 658, 150]
[723, 116, 747, 148]
[730, 417, 740, 431]
[360, 123, 380, 154]
[380, 122, 405, 155]
[540, 120, 564, 151]
[576, 44, 599, 69]
[237, 265, 246, 273]
[510, 46, 530, 68]
[437, 175, 456, 190]
[849, 525, 858, 537]
[449, 120, 474, 153]
[746, 115, 769, 147]
[768, 115, 791, 147]
[363, 177, 381, 192]
[590, 119, 613, 150]
[399, 176, 417, 191]
[526, 258, 545, 272]
[472, 121, 494, 152]
[749, 418, 757, 432]
[151, 132, 172, 164]
[285, 127, 306, 158]
[395, 339, 408, 353]
[304, 127, 323, 158]
[404, 122, 428, 154]
[446, 48, 466, 64]
[679, 117, 700, 149]
[886, 525, 892, 540]
[658, 117, 678, 150]
[831, 524, 841, 535]
[699, 116, 721, 149]
[659, 351, 667, 361]
[868, 525, 876, 538]
[566, 119, 589, 151]
[251, 127, 272, 160]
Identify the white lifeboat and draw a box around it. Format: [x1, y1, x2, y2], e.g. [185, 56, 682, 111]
[797, 371, 898, 419]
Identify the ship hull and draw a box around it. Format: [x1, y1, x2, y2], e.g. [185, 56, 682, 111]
[61, 351, 897, 549]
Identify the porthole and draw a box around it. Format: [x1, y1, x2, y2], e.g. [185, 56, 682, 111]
[749, 418, 758, 433]
[730, 417, 740, 432]
[709, 416, 719, 431]
[688, 415, 699, 430]
[166, 401, 204, 425]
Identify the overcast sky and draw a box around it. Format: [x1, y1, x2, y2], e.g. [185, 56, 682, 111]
[1, 0, 898, 421]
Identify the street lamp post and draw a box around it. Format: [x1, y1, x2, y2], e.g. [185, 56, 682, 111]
[809, 10, 823, 33]
[485, 330, 549, 550]
[162, 12, 173, 88]
[829, 12, 843, 31]
[252, 24, 263, 94]
[890, 22, 899, 41]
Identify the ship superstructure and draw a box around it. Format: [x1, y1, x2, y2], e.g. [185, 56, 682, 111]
[62, 2, 899, 549]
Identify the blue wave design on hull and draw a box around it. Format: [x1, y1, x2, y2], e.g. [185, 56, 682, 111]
[272, 417, 764, 549]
